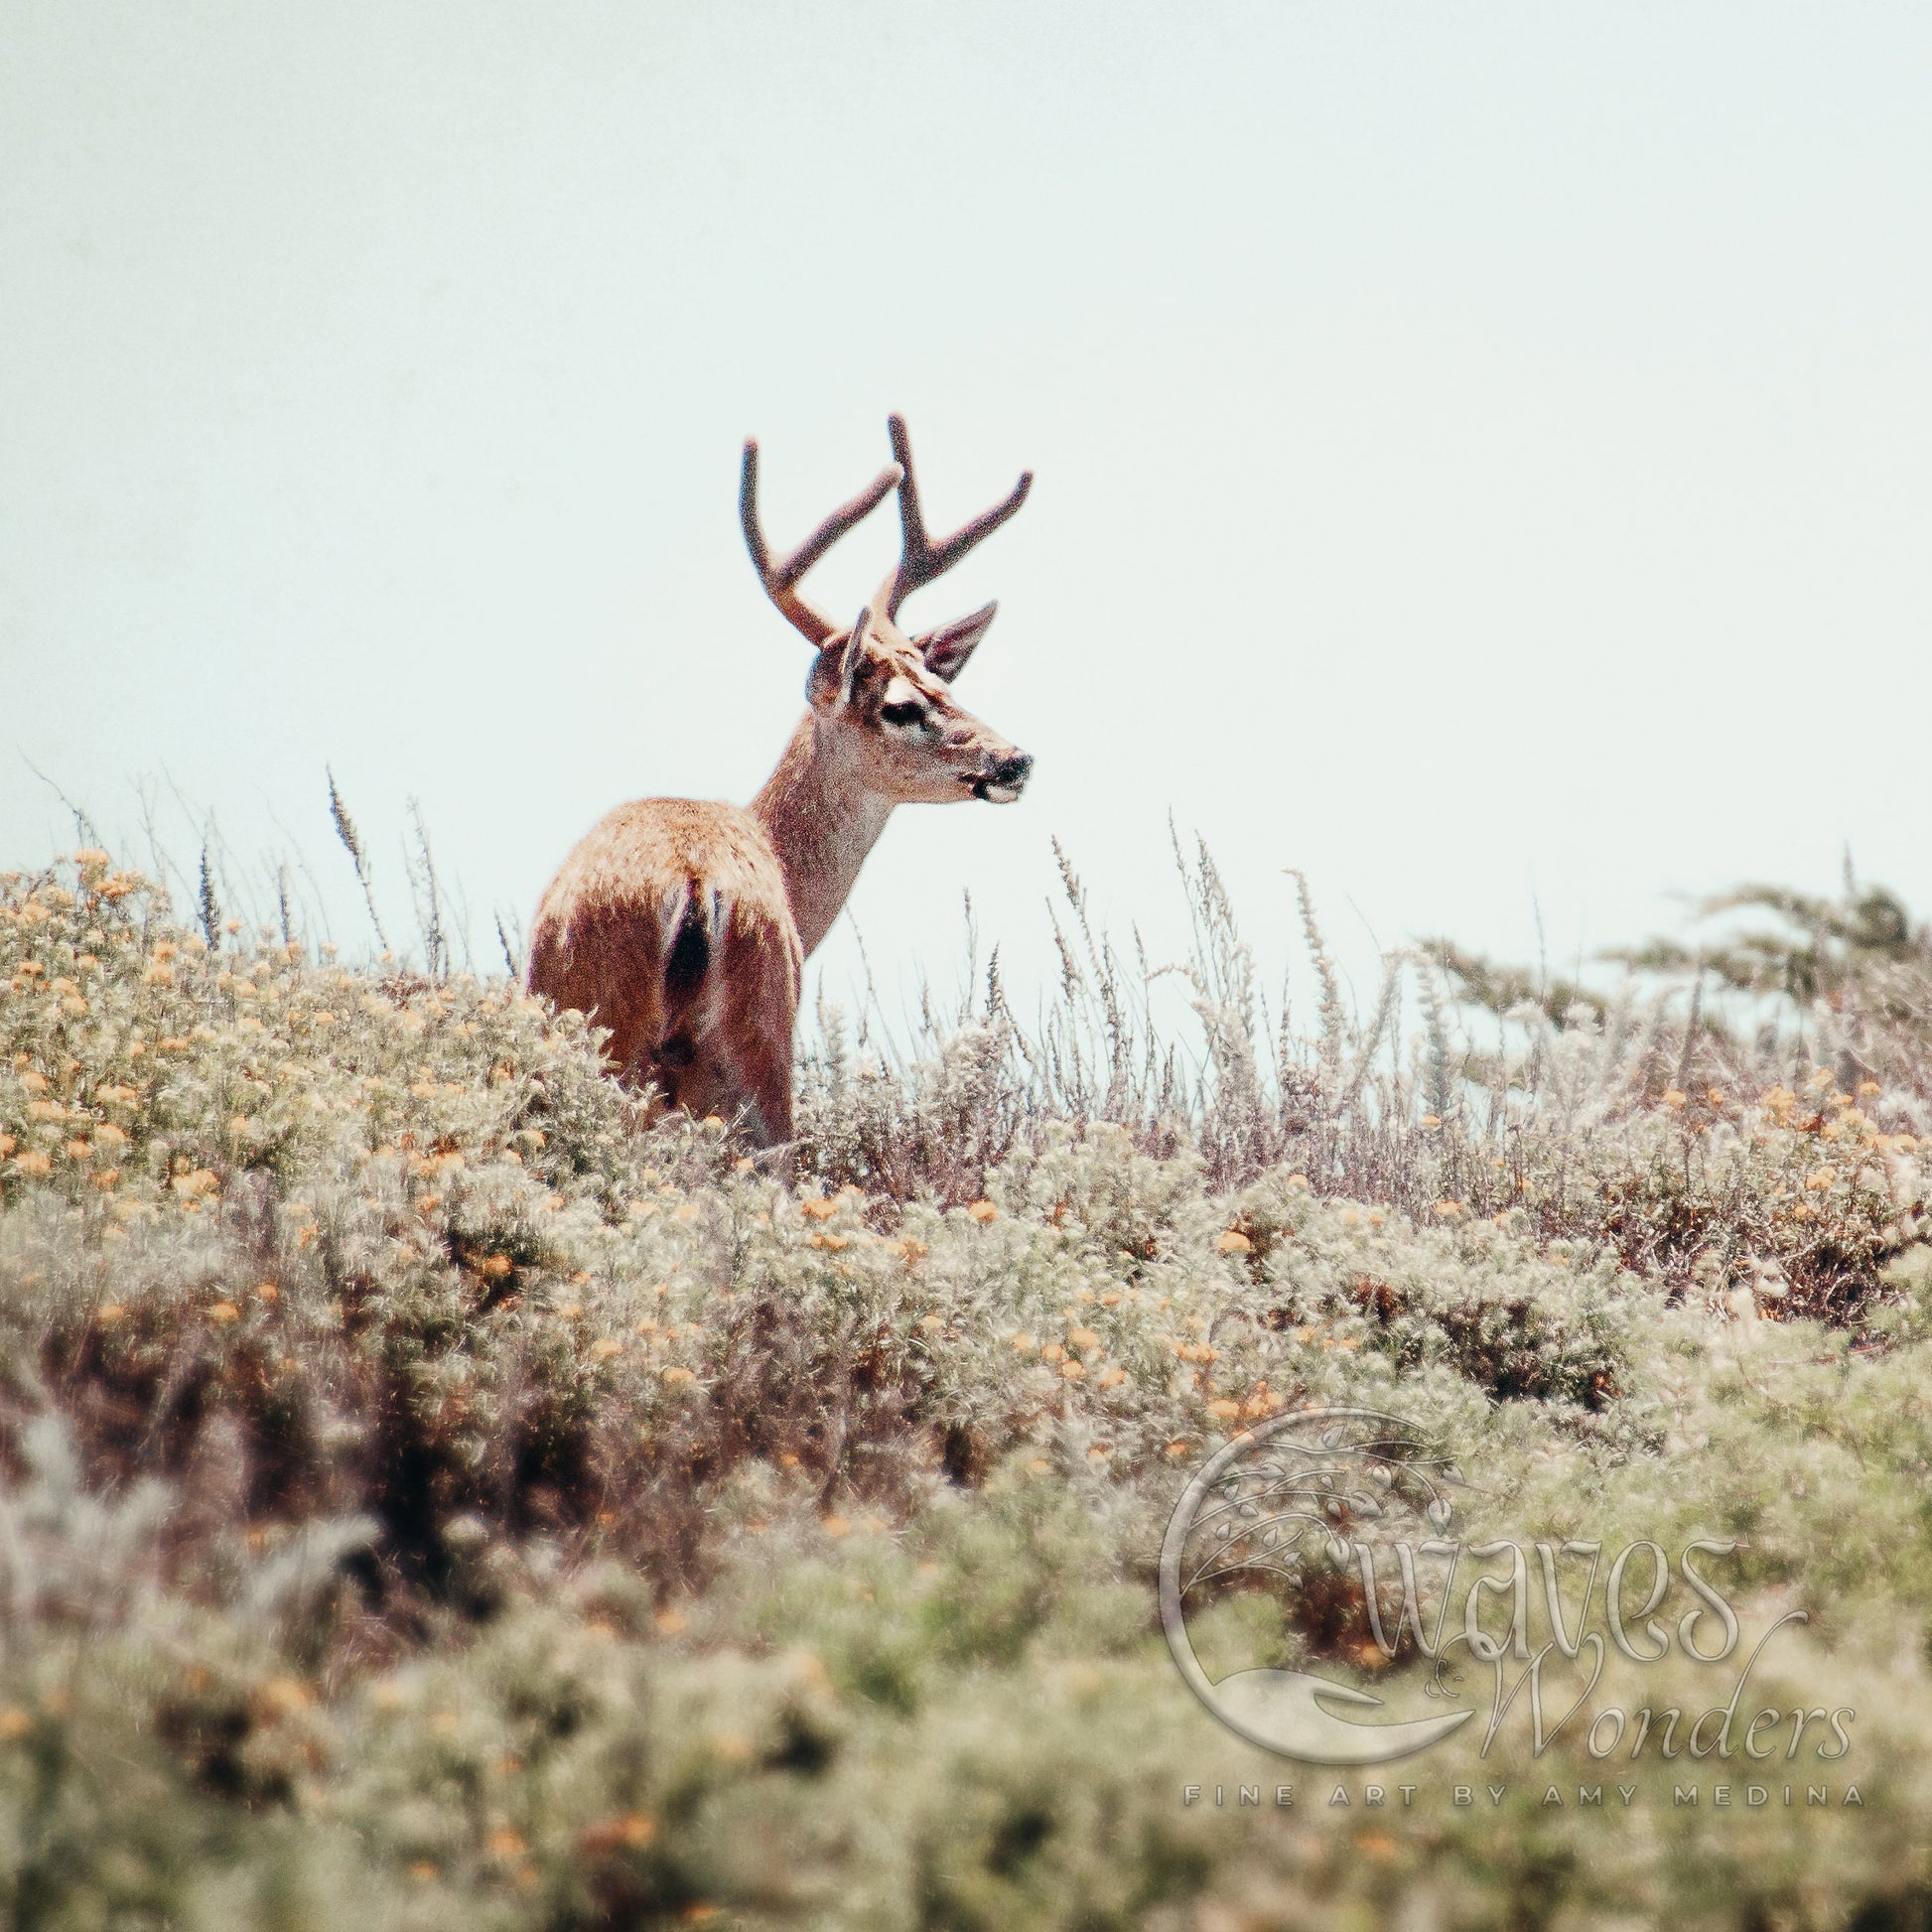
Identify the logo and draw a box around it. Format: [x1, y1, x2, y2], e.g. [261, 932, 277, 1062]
[1160, 1407, 1844, 1772]
[1161, 1407, 1475, 1763]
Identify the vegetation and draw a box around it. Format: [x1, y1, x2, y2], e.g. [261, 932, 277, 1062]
[7, 846, 1932, 1928]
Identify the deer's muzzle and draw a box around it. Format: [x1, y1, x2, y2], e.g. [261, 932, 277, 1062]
[972, 750, 1034, 804]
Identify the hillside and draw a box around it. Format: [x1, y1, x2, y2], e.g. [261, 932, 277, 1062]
[7, 851, 1932, 1928]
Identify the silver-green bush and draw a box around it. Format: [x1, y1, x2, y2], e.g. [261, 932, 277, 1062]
[7, 852, 1932, 1928]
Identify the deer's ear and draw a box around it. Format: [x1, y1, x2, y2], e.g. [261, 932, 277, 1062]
[805, 640, 845, 709]
[838, 608, 872, 704]
[806, 611, 874, 709]
[915, 601, 997, 683]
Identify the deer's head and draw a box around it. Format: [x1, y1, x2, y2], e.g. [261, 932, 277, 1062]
[741, 416, 1035, 807]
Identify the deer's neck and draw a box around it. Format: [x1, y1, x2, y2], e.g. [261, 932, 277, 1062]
[751, 713, 895, 957]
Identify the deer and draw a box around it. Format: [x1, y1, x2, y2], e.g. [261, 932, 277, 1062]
[523, 416, 1035, 1148]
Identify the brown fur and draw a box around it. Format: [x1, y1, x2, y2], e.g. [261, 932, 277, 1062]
[525, 799, 802, 1144]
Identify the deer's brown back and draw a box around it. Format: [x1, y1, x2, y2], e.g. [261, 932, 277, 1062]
[525, 798, 800, 1120]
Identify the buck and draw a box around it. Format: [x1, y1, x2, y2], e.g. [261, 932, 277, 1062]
[524, 417, 1035, 1147]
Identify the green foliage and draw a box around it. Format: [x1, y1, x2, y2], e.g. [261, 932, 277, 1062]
[7, 852, 1932, 1927]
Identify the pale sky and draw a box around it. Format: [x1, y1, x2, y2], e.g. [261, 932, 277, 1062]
[5, 5, 1931, 1035]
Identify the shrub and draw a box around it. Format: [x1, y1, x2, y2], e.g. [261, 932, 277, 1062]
[7, 851, 1932, 1927]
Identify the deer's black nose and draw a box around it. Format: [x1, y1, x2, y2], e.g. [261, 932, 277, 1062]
[992, 751, 1034, 789]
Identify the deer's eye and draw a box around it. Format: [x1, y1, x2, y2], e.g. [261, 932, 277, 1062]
[881, 700, 927, 730]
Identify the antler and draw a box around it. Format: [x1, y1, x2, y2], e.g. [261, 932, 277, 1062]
[879, 414, 1033, 621]
[740, 440, 902, 647]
